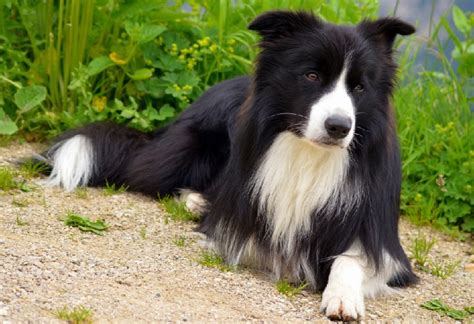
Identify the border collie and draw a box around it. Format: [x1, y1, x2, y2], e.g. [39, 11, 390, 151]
[38, 11, 417, 320]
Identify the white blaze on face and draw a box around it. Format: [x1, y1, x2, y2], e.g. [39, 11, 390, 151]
[304, 67, 355, 148]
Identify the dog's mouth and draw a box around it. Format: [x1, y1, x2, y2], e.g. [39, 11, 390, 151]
[306, 137, 347, 149]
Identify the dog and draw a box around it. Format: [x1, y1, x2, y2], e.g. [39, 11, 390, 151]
[37, 11, 417, 320]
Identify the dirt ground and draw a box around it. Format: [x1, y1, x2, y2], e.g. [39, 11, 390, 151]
[0, 142, 473, 322]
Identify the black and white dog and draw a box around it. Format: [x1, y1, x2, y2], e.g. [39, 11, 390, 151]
[40, 11, 417, 320]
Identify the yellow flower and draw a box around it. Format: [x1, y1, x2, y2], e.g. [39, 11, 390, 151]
[109, 52, 127, 65]
[198, 37, 210, 47]
[227, 38, 236, 45]
[173, 84, 181, 91]
[210, 44, 218, 53]
[182, 85, 192, 92]
[92, 96, 107, 112]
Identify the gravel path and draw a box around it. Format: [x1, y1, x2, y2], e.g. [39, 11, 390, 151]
[0, 142, 472, 322]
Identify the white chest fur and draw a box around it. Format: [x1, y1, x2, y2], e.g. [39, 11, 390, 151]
[250, 131, 351, 255]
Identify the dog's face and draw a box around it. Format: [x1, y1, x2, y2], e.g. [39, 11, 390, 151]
[249, 12, 414, 149]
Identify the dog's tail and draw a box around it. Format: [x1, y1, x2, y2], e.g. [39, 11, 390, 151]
[37, 122, 153, 191]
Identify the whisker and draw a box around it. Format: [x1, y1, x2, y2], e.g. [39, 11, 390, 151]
[265, 112, 309, 121]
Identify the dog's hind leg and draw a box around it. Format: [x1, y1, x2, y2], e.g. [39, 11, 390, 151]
[125, 121, 230, 197]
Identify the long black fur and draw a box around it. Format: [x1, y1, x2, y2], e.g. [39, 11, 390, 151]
[42, 11, 417, 291]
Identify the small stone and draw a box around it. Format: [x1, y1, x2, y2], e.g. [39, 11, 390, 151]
[0, 307, 8, 316]
[464, 263, 474, 273]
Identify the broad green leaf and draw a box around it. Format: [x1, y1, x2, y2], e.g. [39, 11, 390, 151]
[0, 108, 18, 135]
[121, 109, 137, 119]
[129, 68, 154, 80]
[157, 104, 175, 120]
[125, 22, 166, 44]
[14, 85, 47, 112]
[87, 56, 115, 76]
[138, 25, 167, 44]
[452, 6, 470, 35]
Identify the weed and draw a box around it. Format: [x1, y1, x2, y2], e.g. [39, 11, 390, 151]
[15, 216, 29, 226]
[75, 188, 89, 199]
[421, 299, 471, 320]
[173, 235, 187, 247]
[53, 305, 93, 324]
[409, 235, 436, 267]
[409, 235, 459, 278]
[0, 167, 18, 191]
[103, 181, 128, 196]
[198, 251, 233, 272]
[426, 260, 460, 279]
[64, 212, 109, 235]
[140, 226, 147, 239]
[19, 160, 49, 179]
[159, 196, 200, 222]
[12, 198, 29, 207]
[275, 280, 308, 298]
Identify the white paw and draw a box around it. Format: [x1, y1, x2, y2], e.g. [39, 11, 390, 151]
[321, 285, 365, 321]
[179, 190, 208, 214]
[185, 193, 207, 214]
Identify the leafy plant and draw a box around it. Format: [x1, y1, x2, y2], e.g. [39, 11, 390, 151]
[396, 5, 473, 235]
[64, 212, 109, 235]
[275, 280, 308, 298]
[421, 299, 471, 320]
[159, 196, 200, 222]
[53, 305, 94, 324]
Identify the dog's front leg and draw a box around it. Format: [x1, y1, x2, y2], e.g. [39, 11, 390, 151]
[320, 245, 366, 321]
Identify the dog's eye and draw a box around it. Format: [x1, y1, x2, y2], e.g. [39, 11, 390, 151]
[305, 72, 319, 82]
[354, 84, 364, 92]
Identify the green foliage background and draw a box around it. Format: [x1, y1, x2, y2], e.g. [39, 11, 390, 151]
[0, 0, 472, 235]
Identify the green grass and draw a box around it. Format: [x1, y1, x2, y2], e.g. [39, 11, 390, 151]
[64, 212, 109, 235]
[421, 299, 472, 320]
[53, 305, 93, 324]
[103, 181, 128, 196]
[159, 196, 200, 222]
[15, 215, 29, 226]
[0, 167, 18, 191]
[197, 251, 234, 272]
[275, 280, 308, 298]
[408, 235, 459, 278]
[409, 235, 436, 267]
[75, 187, 89, 199]
[19, 160, 49, 179]
[172, 235, 187, 247]
[139, 226, 147, 239]
[12, 197, 29, 207]
[426, 260, 460, 279]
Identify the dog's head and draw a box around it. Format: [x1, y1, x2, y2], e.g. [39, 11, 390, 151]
[248, 11, 415, 149]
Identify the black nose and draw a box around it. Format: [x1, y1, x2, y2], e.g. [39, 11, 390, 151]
[324, 115, 352, 139]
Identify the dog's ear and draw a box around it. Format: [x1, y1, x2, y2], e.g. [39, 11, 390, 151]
[248, 11, 320, 44]
[358, 17, 415, 49]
